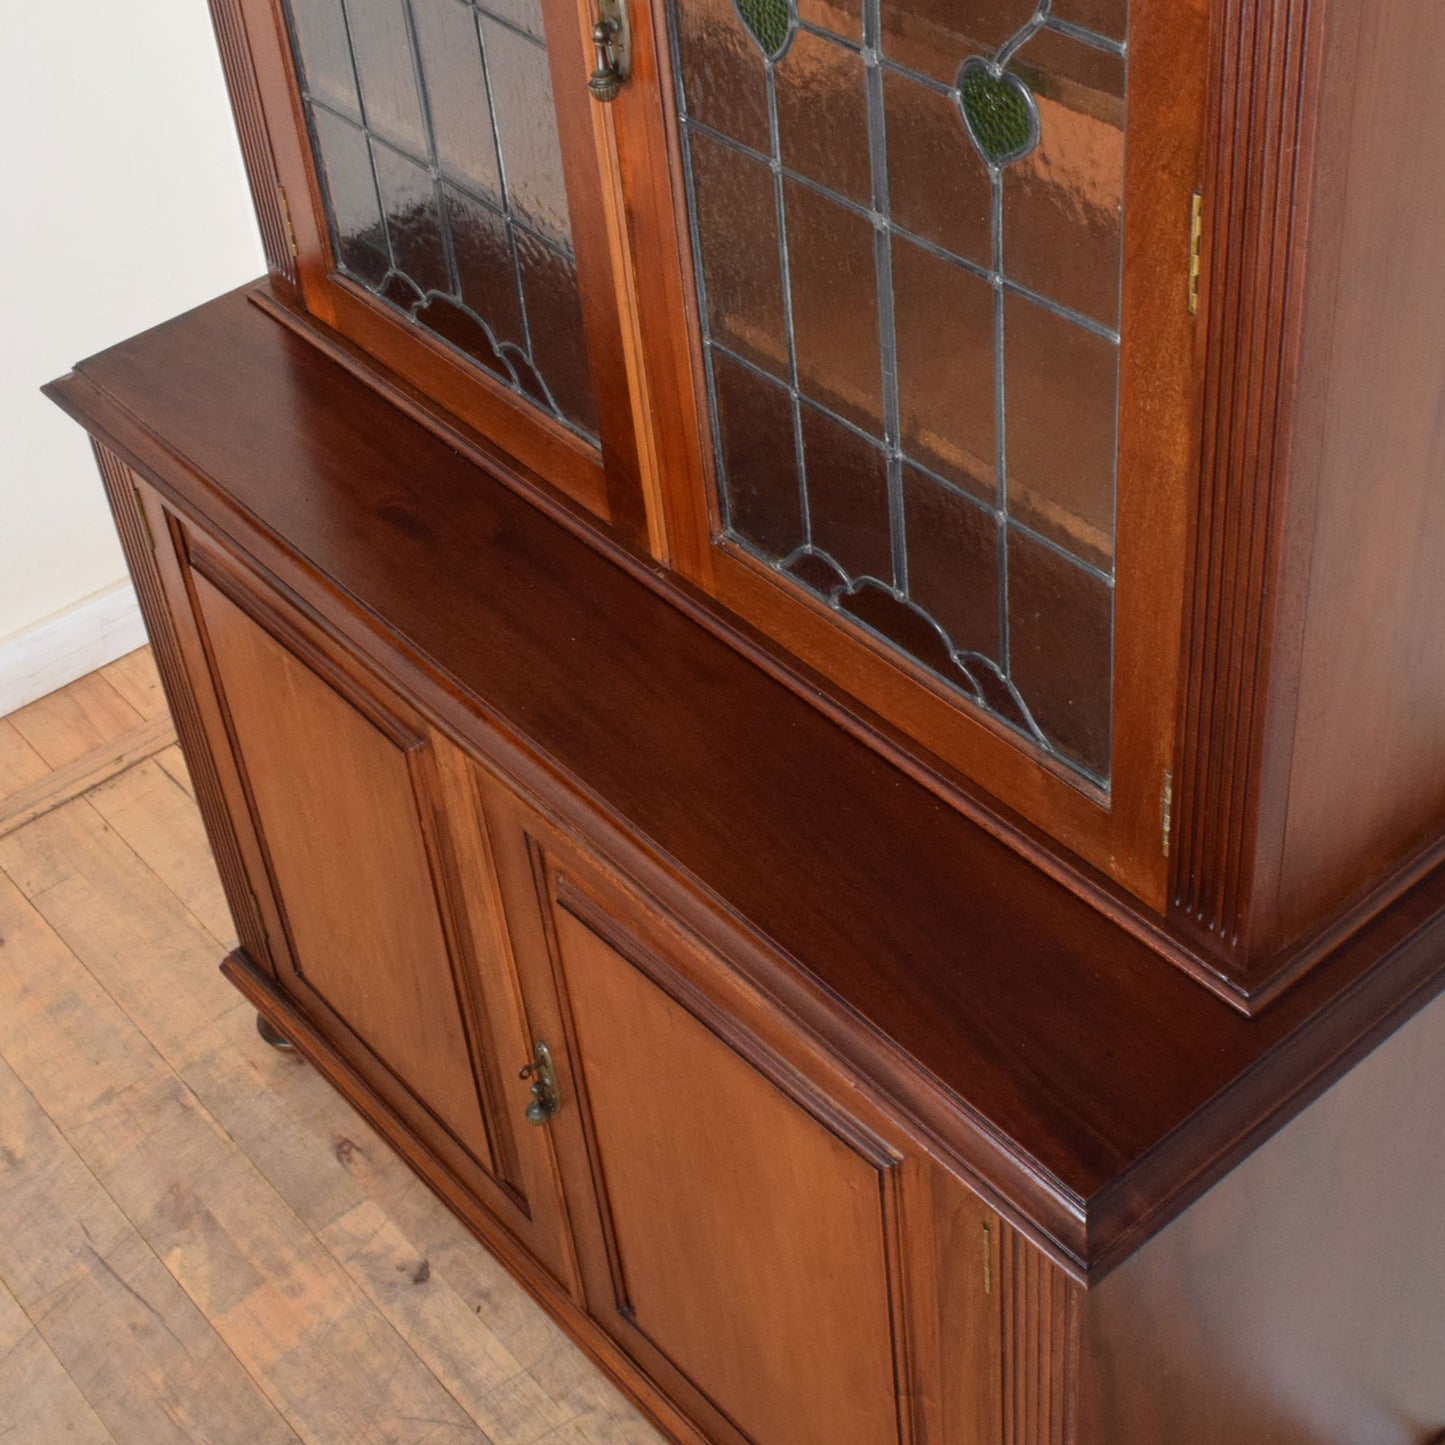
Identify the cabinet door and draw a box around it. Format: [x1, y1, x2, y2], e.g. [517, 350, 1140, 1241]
[147, 508, 573, 1281]
[609, 0, 1211, 902]
[485, 785, 1002, 1445]
[238, 0, 644, 532]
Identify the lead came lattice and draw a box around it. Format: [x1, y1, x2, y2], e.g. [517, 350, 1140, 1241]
[283, 0, 600, 442]
[670, 0, 1127, 782]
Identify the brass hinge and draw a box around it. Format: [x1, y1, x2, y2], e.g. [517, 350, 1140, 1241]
[1162, 769, 1175, 858]
[278, 186, 299, 259]
[1188, 192, 1204, 315]
[982, 1222, 993, 1295]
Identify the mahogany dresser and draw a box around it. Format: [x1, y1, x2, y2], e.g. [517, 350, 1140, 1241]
[46, 0, 1445, 1439]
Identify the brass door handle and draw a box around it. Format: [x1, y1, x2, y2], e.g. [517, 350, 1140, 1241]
[586, 0, 631, 103]
[519, 1041, 561, 1125]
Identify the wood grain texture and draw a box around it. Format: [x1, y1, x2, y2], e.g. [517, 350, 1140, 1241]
[189, 565, 498, 1174]
[1173, 0, 1445, 995]
[168, 536, 580, 1284]
[1173, 0, 1325, 949]
[0, 1274, 116, 1445]
[206, 0, 296, 286]
[156, 742, 198, 799]
[225, 946, 712, 1445]
[1000, 1227, 1078, 1445]
[84, 755, 239, 946]
[1267, 0, 1445, 950]
[100, 646, 168, 720]
[0, 874, 329, 1442]
[484, 790, 1006, 1445]
[44, 292, 1445, 1280]
[550, 893, 908, 1445]
[6, 669, 143, 770]
[0, 696, 661, 1444]
[0, 717, 49, 797]
[0, 714, 175, 839]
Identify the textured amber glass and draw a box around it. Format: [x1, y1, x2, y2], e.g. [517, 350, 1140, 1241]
[283, 0, 599, 440]
[670, 0, 1127, 783]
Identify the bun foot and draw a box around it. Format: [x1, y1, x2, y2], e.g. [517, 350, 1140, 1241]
[256, 1012, 296, 1052]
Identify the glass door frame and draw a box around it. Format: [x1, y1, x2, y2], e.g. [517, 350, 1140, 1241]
[236, 0, 648, 536]
[611, 0, 1213, 906]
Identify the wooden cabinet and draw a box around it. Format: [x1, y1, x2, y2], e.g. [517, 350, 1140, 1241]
[49, 295, 1445, 1440]
[112, 464, 1010, 1443]
[235, 0, 1205, 893]
[41, 0, 1445, 1433]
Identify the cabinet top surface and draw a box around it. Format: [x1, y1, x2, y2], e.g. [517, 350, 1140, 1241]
[48, 286, 1445, 1278]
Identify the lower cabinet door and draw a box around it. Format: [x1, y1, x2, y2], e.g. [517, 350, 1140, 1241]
[195, 568, 496, 1157]
[149, 513, 572, 1283]
[485, 787, 1004, 1445]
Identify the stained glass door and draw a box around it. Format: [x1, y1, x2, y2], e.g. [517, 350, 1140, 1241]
[644, 0, 1206, 896]
[253, 0, 643, 529]
[670, 0, 1126, 783]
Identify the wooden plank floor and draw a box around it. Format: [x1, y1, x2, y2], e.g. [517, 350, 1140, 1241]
[0, 649, 665, 1445]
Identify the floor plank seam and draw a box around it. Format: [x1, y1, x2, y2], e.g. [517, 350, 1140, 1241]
[10, 960, 493, 1439]
[0, 716, 178, 839]
[77, 789, 235, 953]
[0, 954, 313, 1442]
[0, 1050, 295, 1442]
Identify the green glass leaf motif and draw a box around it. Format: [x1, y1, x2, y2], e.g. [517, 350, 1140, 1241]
[957, 57, 1040, 167]
[733, 0, 792, 59]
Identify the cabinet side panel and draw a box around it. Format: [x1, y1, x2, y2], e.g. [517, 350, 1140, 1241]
[93, 449, 272, 972]
[1076, 989, 1445, 1445]
[207, 0, 297, 285]
[1269, 0, 1445, 947]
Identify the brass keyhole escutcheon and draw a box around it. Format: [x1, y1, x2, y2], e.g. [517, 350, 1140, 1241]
[519, 1040, 561, 1125]
[586, 0, 631, 103]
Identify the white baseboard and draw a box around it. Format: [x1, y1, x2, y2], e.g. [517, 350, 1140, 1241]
[0, 582, 147, 718]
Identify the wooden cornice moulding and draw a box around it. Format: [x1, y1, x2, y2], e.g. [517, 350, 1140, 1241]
[206, 0, 297, 288]
[1174, 0, 1326, 944]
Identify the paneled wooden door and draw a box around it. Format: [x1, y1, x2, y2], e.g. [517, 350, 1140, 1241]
[483, 782, 1003, 1445]
[146, 506, 574, 1284]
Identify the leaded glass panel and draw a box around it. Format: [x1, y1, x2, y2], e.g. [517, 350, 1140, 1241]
[669, 0, 1125, 784]
[283, 0, 598, 440]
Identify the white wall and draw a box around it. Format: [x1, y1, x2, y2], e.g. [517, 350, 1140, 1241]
[0, 1, 265, 709]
